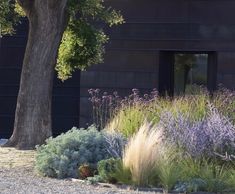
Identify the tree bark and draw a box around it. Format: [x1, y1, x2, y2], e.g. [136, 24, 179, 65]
[4, 0, 68, 149]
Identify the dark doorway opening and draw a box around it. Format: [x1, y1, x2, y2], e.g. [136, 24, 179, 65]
[159, 51, 217, 96]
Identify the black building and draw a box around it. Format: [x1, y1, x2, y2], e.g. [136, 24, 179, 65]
[1, 0, 235, 137]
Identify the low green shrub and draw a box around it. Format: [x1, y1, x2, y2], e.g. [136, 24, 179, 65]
[156, 161, 182, 192]
[154, 154, 235, 193]
[35, 125, 110, 178]
[198, 162, 231, 192]
[111, 163, 133, 185]
[227, 170, 235, 191]
[180, 158, 234, 193]
[155, 150, 183, 192]
[97, 158, 121, 183]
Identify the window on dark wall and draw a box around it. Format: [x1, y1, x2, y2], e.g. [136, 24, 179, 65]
[159, 51, 217, 96]
[174, 54, 208, 95]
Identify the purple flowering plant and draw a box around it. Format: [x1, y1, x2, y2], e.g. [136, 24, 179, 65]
[159, 104, 235, 158]
[88, 87, 235, 161]
[88, 88, 121, 129]
[88, 88, 158, 130]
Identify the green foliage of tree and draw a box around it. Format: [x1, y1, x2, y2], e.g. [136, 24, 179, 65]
[0, 0, 124, 80]
[0, 1, 21, 35]
[57, 0, 124, 80]
[56, 20, 109, 80]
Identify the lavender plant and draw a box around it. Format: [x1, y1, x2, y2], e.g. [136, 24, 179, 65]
[205, 104, 235, 154]
[159, 111, 210, 158]
[160, 105, 235, 158]
[104, 132, 127, 158]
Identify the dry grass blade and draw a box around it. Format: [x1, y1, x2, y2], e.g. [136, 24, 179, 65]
[123, 121, 162, 186]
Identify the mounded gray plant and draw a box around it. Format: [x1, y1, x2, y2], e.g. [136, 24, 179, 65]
[35, 125, 111, 178]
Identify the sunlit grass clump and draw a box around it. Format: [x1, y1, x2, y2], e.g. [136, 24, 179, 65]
[122, 122, 162, 186]
[104, 90, 209, 137]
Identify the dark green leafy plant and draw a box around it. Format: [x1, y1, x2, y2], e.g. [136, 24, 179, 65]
[180, 158, 234, 193]
[97, 158, 121, 183]
[35, 125, 111, 178]
[98, 157, 132, 185]
[111, 163, 133, 185]
[199, 162, 231, 192]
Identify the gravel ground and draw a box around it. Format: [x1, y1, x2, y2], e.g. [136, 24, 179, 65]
[0, 146, 165, 194]
[0, 167, 164, 194]
[0, 146, 163, 194]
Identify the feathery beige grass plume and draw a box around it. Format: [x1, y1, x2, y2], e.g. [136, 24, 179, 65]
[123, 121, 163, 186]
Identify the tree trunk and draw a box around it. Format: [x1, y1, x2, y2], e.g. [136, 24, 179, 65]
[4, 0, 68, 149]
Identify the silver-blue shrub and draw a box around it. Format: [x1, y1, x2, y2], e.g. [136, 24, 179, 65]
[35, 125, 111, 178]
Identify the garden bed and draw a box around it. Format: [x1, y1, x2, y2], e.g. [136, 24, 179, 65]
[2, 88, 235, 194]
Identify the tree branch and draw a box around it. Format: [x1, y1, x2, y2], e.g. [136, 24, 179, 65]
[48, 0, 68, 10]
[17, 0, 34, 13]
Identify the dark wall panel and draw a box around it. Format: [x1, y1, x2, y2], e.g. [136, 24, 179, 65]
[217, 52, 235, 89]
[88, 50, 158, 72]
[0, 21, 27, 138]
[104, 0, 235, 50]
[190, 0, 235, 24]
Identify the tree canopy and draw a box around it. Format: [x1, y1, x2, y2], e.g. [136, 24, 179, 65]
[0, 0, 124, 80]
